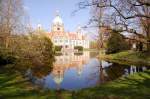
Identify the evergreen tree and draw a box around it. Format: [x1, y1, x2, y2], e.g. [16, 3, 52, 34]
[106, 30, 129, 54]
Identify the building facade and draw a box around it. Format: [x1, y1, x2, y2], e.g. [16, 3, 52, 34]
[48, 13, 89, 50]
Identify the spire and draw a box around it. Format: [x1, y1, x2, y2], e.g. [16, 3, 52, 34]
[55, 10, 60, 16]
[37, 24, 42, 30]
[37, 24, 42, 28]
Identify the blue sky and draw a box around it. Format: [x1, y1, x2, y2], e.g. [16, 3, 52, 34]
[23, 0, 91, 32]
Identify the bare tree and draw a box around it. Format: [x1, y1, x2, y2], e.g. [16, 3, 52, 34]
[75, 0, 150, 51]
[0, 0, 25, 48]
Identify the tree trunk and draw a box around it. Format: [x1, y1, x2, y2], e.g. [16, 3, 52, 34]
[147, 32, 150, 52]
[5, 37, 9, 48]
[147, 40, 150, 52]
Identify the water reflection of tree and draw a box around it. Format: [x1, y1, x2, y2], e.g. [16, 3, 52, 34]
[104, 63, 129, 81]
[85, 60, 105, 85]
[90, 52, 99, 58]
[87, 61, 130, 85]
[29, 57, 54, 79]
[31, 65, 52, 79]
[98, 62, 150, 84]
[99, 61, 108, 84]
[74, 52, 83, 56]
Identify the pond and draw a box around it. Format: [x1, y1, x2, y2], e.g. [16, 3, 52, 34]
[26, 51, 150, 91]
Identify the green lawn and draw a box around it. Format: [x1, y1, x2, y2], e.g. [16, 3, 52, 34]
[99, 51, 150, 66]
[74, 70, 150, 99]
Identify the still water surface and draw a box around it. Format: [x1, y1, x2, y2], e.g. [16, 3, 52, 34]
[26, 51, 149, 91]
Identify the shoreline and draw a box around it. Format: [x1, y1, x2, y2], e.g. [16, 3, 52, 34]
[73, 69, 150, 99]
[98, 51, 150, 66]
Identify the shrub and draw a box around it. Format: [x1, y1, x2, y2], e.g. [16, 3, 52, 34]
[74, 46, 83, 51]
[9, 34, 55, 71]
[74, 52, 83, 55]
[106, 30, 130, 54]
[55, 46, 62, 52]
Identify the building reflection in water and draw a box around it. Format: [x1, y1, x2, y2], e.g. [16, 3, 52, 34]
[51, 52, 90, 90]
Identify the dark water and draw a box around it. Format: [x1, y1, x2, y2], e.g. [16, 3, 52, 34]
[26, 51, 149, 91]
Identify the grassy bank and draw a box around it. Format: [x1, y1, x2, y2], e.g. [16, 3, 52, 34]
[74, 70, 150, 99]
[0, 67, 72, 99]
[1, 50, 150, 99]
[99, 51, 150, 66]
[0, 66, 150, 99]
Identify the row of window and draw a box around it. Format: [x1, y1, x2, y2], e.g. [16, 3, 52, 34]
[54, 39, 87, 44]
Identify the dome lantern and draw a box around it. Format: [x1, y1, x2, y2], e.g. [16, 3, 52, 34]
[52, 11, 63, 26]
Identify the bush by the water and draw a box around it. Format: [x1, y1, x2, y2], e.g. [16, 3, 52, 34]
[55, 46, 62, 51]
[0, 47, 16, 65]
[8, 34, 55, 71]
[74, 46, 83, 51]
[106, 30, 129, 54]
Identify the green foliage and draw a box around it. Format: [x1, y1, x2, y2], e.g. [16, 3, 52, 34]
[106, 31, 129, 54]
[55, 46, 62, 52]
[41, 36, 55, 67]
[74, 46, 83, 51]
[8, 34, 55, 71]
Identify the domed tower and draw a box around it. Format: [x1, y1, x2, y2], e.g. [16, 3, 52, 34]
[51, 11, 64, 32]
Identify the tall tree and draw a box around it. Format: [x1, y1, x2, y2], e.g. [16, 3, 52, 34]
[0, 0, 25, 48]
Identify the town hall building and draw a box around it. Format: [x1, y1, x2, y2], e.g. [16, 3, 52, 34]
[48, 12, 90, 50]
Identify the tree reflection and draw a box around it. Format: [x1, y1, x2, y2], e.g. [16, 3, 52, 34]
[98, 61, 109, 84]
[31, 65, 53, 79]
[98, 62, 150, 84]
[104, 63, 128, 81]
[56, 90, 62, 99]
[88, 60, 150, 86]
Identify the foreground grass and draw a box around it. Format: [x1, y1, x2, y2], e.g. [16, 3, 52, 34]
[0, 64, 150, 99]
[99, 51, 150, 66]
[0, 68, 72, 99]
[74, 70, 150, 99]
